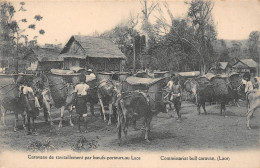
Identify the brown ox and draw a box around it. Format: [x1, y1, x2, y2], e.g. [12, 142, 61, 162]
[0, 74, 29, 131]
[46, 73, 99, 128]
[183, 78, 199, 104]
[246, 90, 260, 129]
[116, 91, 156, 145]
[97, 79, 120, 125]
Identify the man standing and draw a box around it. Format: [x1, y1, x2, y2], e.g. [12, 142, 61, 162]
[170, 78, 182, 121]
[165, 76, 174, 112]
[22, 77, 38, 135]
[73, 74, 90, 133]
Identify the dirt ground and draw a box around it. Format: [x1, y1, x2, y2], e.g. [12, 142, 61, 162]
[0, 100, 259, 152]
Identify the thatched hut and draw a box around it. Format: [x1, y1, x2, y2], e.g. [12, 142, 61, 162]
[60, 35, 126, 72]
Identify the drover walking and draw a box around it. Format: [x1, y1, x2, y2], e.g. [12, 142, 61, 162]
[73, 74, 90, 133]
[22, 77, 38, 135]
[170, 78, 182, 120]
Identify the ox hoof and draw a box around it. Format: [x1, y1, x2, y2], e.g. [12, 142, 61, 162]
[118, 141, 122, 146]
[145, 139, 150, 143]
[58, 124, 63, 128]
[50, 122, 54, 126]
[107, 121, 111, 126]
[13, 128, 17, 132]
[70, 123, 74, 127]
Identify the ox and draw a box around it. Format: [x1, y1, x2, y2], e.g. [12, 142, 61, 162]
[197, 76, 239, 116]
[97, 79, 120, 125]
[183, 78, 199, 104]
[46, 73, 99, 128]
[0, 74, 29, 131]
[117, 91, 153, 145]
[33, 74, 55, 125]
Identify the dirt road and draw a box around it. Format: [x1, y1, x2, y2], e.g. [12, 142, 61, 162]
[0, 101, 259, 152]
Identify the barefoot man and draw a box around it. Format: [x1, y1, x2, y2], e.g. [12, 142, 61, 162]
[73, 74, 90, 133]
[170, 78, 182, 121]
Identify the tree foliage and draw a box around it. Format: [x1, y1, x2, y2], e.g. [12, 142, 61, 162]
[247, 31, 260, 62]
[0, 1, 45, 72]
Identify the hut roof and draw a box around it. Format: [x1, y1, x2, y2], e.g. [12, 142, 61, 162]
[232, 59, 257, 68]
[60, 35, 126, 59]
[210, 62, 229, 70]
[32, 47, 62, 62]
[240, 59, 257, 68]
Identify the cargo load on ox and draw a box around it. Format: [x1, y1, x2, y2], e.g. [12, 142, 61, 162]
[122, 76, 166, 113]
[47, 69, 97, 108]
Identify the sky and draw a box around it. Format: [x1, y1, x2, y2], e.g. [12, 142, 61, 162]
[11, 0, 260, 46]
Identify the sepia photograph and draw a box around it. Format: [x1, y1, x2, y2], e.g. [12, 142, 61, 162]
[0, 0, 259, 167]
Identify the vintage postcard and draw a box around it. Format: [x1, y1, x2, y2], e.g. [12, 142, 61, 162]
[0, 0, 259, 167]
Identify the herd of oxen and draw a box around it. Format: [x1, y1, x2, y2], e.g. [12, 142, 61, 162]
[0, 70, 259, 145]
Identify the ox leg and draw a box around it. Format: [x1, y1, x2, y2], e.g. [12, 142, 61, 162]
[195, 94, 198, 105]
[69, 106, 74, 127]
[26, 115, 31, 135]
[108, 104, 112, 125]
[22, 113, 26, 130]
[145, 117, 152, 143]
[0, 105, 6, 126]
[202, 102, 207, 115]
[197, 104, 201, 115]
[117, 114, 122, 146]
[48, 106, 54, 126]
[59, 106, 65, 128]
[14, 113, 18, 132]
[123, 118, 128, 144]
[31, 116, 38, 135]
[220, 102, 226, 116]
[133, 118, 138, 130]
[99, 98, 106, 122]
[43, 107, 48, 122]
[90, 104, 95, 117]
[45, 102, 53, 126]
[246, 105, 257, 130]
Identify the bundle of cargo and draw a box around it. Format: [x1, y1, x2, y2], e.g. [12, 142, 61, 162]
[96, 72, 112, 82]
[0, 74, 19, 104]
[178, 71, 200, 77]
[47, 70, 97, 108]
[135, 71, 153, 78]
[122, 76, 165, 112]
[228, 72, 242, 89]
[210, 74, 229, 96]
[69, 66, 85, 73]
[118, 72, 130, 82]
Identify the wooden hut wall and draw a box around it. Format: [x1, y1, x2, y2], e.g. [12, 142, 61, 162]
[64, 58, 85, 70]
[105, 58, 121, 71]
[87, 58, 121, 72]
[37, 61, 63, 72]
